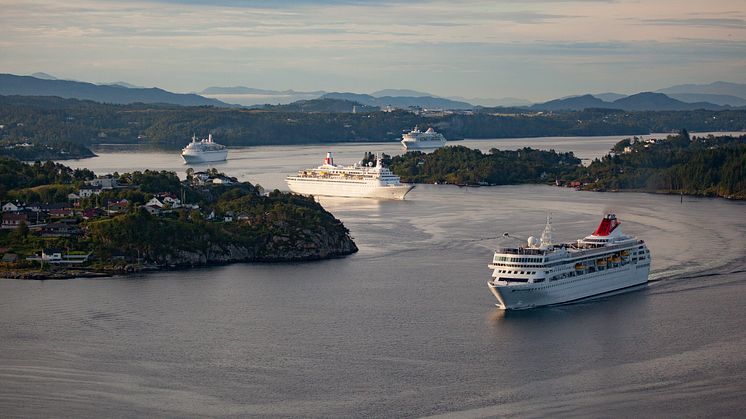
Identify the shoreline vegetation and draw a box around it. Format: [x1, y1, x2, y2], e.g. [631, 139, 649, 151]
[0, 159, 357, 280]
[384, 132, 746, 200]
[2, 96, 746, 152]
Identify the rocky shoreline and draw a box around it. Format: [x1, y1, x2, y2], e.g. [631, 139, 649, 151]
[1, 238, 358, 280]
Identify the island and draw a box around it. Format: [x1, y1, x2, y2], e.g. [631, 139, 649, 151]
[0, 158, 357, 279]
[566, 131, 746, 199]
[385, 146, 582, 185]
[1, 140, 96, 161]
[381, 132, 746, 200]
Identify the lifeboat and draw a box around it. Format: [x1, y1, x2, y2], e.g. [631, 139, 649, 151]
[611, 256, 622, 263]
[575, 263, 585, 270]
[596, 259, 607, 267]
[621, 250, 630, 256]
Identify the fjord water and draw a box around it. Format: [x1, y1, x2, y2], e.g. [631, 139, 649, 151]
[2, 135, 746, 417]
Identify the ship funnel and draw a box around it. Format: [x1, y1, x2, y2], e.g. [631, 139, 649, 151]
[324, 152, 334, 166]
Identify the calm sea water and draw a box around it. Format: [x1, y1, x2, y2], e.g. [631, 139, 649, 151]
[1, 134, 745, 417]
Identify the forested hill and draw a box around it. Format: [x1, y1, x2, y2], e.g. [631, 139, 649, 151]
[1, 95, 746, 148]
[570, 132, 746, 199]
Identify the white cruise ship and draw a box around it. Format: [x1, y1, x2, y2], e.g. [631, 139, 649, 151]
[488, 213, 651, 310]
[400, 126, 447, 150]
[286, 152, 414, 200]
[181, 134, 228, 164]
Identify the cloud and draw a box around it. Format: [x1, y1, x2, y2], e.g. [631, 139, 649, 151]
[641, 17, 746, 28]
[0, 0, 744, 100]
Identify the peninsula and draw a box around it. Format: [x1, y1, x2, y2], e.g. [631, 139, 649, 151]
[0, 159, 357, 279]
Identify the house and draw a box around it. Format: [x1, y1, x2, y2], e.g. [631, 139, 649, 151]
[26, 249, 91, 264]
[107, 199, 129, 214]
[67, 193, 81, 201]
[211, 176, 236, 185]
[2, 202, 22, 212]
[193, 172, 211, 185]
[86, 177, 119, 189]
[146, 197, 164, 208]
[2, 212, 27, 229]
[41, 222, 81, 237]
[159, 194, 181, 207]
[82, 208, 103, 220]
[49, 208, 75, 218]
[1, 253, 18, 263]
[42, 248, 63, 262]
[144, 205, 163, 215]
[79, 184, 103, 198]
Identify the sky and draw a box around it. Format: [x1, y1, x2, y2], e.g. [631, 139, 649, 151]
[1, 0, 745, 101]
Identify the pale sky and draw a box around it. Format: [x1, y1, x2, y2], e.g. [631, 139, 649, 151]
[1, 0, 745, 101]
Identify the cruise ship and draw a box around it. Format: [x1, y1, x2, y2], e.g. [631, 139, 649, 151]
[286, 152, 414, 200]
[181, 134, 228, 164]
[400, 126, 447, 150]
[488, 213, 651, 310]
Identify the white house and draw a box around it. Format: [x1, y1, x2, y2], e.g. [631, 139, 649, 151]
[79, 185, 102, 198]
[2, 202, 21, 212]
[86, 177, 118, 189]
[161, 196, 181, 207]
[146, 197, 164, 208]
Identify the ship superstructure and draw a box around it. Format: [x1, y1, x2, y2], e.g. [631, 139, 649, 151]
[488, 213, 651, 309]
[286, 152, 414, 199]
[181, 134, 228, 164]
[400, 126, 447, 150]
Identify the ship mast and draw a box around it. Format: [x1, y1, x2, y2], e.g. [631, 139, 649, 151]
[540, 213, 553, 248]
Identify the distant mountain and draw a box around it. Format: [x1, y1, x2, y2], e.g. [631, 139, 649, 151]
[257, 98, 378, 113]
[0, 74, 233, 107]
[30, 72, 58, 80]
[612, 92, 724, 111]
[200, 86, 325, 96]
[370, 89, 432, 98]
[449, 96, 532, 107]
[199, 86, 325, 106]
[665, 93, 746, 107]
[322, 92, 473, 110]
[532, 94, 610, 111]
[105, 81, 142, 89]
[532, 92, 727, 111]
[657, 81, 746, 100]
[593, 92, 627, 102]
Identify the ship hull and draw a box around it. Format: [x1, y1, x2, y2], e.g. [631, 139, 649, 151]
[181, 150, 228, 164]
[488, 262, 650, 310]
[286, 178, 414, 200]
[401, 140, 446, 150]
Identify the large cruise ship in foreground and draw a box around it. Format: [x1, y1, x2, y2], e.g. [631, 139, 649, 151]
[401, 126, 447, 150]
[488, 213, 651, 310]
[181, 134, 228, 164]
[286, 153, 414, 200]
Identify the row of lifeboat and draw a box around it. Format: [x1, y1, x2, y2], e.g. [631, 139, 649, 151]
[575, 251, 629, 270]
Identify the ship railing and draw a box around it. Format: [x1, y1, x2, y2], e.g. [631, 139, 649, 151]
[496, 247, 546, 255]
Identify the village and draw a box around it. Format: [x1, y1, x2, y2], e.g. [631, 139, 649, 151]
[0, 170, 244, 267]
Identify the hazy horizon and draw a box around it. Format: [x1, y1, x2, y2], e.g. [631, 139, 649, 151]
[1, 0, 745, 102]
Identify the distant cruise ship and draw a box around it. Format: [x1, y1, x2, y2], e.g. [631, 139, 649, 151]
[181, 134, 228, 164]
[400, 126, 447, 150]
[488, 213, 651, 310]
[286, 152, 414, 200]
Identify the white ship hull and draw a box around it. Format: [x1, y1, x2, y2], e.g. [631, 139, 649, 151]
[286, 178, 414, 200]
[181, 149, 228, 164]
[401, 139, 446, 150]
[488, 262, 650, 310]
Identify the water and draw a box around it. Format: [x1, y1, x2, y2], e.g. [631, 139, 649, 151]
[2, 135, 746, 417]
